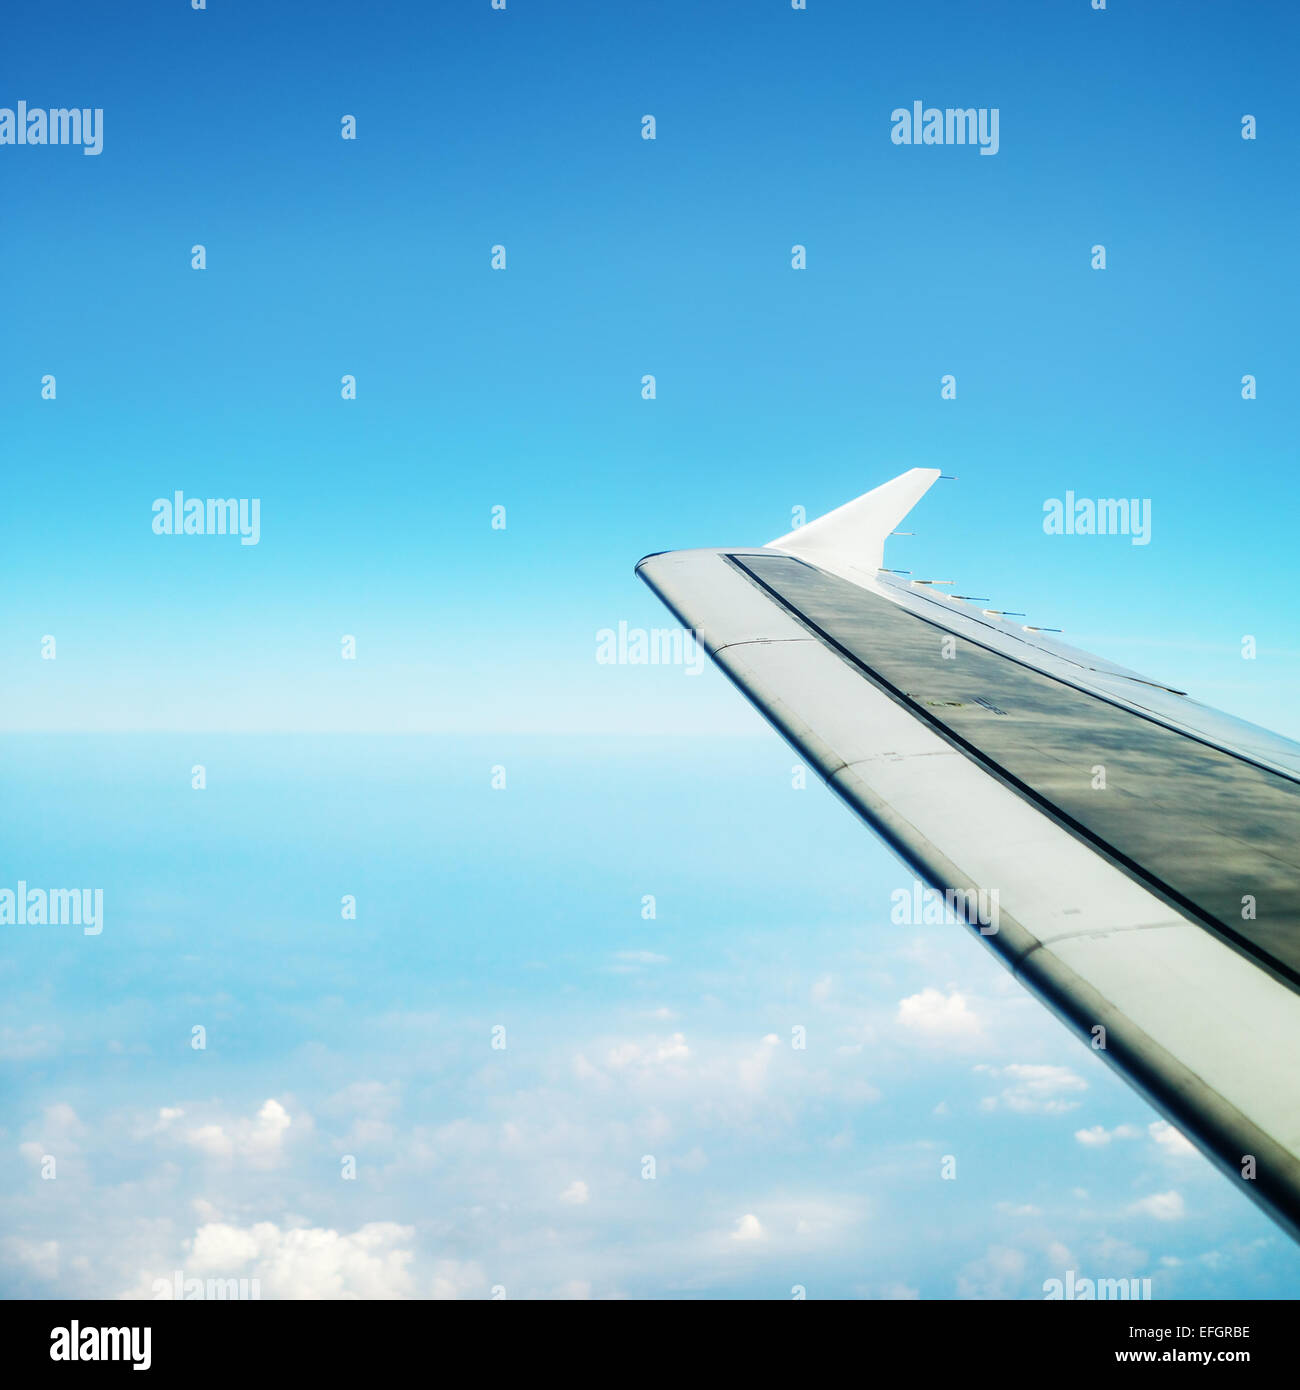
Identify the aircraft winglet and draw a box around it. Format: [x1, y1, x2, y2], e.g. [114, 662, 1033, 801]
[766, 467, 943, 586]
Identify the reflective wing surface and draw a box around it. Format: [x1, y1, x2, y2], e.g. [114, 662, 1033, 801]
[636, 470, 1300, 1240]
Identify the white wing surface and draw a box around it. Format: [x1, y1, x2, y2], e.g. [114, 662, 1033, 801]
[637, 469, 1300, 1241]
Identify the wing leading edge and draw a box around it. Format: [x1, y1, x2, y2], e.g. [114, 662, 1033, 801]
[636, 471, 1300, 1242]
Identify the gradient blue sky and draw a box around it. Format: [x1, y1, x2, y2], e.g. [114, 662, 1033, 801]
[2, 1, 1299, 1298]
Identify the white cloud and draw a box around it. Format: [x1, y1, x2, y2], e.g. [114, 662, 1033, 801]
[1046, 1240, 1073, 1268]
[560, 1180, 589, 1205]
[1148, 1121, 1197, 1158]
[897, 987, 984, 1043]
[790, 1199, 865, 1241]
[604, 1033, 690, 1070]
[183, 1124, 233, 1160]
[1090, 1234, 1150, 1268]
[731, 1213, 764, 1242]
[736, 1034, 781, 1091]
[181, 1098, 298, 1168]
[1074, 1123, 1140, 1146]
[555, 1279, 593, 1299]
[326, 1080, 400, 1118]
[430, 1259, 488, 1300]
[1130, 1190, 1186, 1222]
[21, 1102, 84, 1150]
[18, 1104, 84, 1175]
[43, 1103, 83, 1135]
[711, 1196, 866, 1254]
[0, 1024, 59, 1060]
[190, 1223, 259, 1269]
[978, 1064, 1087, 1114]
[183, 1220, 416, 1298]
[3, 1237, 59, 1282]
[956, 1244, 1028, 1299]
[324, 1081, 401, 1147]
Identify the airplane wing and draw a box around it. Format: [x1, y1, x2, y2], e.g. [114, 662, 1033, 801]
[636, 468, 1300, 1241]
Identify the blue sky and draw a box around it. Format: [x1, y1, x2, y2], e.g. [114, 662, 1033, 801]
[2, 1, 1299, 1297]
